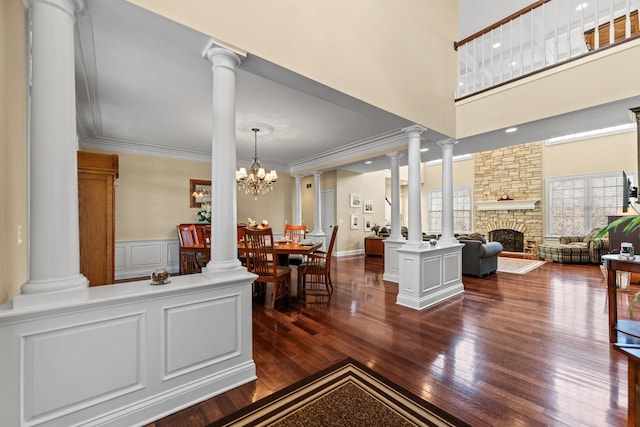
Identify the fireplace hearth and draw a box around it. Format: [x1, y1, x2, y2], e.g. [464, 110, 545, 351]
[489, 229, 524, 252]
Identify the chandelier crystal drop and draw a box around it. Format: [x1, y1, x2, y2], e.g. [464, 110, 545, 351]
[236, 127, 278, 199]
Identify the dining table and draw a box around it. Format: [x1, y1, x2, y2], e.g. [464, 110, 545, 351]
[238, 240, 322, 266]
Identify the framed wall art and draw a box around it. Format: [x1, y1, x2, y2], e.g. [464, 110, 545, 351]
[363, 200, 374, 213]
[349, 193, 361, 208]
[190, 179, 211, 208]
[364, 216, 373, 231]
[350, 213, 359, 230]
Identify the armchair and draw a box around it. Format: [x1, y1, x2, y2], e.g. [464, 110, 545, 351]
[458, 234, 503, 278]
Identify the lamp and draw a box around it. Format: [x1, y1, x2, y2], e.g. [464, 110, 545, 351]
[236, 127, 278, 198]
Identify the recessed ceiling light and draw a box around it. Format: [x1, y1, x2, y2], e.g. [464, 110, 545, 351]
[492, 42, 501, 49]
[420, 148, 429, 152]
[505, 127, 518, 133]
[510, 61, 517, 66]
[576, 3, 588, 11]
[365, 161, 372, 164]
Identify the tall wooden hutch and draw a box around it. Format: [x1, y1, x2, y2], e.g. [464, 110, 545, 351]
[78, 151, 118, 286]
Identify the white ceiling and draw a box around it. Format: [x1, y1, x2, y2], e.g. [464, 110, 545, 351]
[75, 1, 639, 176]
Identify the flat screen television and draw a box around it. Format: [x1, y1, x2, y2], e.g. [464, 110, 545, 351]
[623, 171, 638, 213]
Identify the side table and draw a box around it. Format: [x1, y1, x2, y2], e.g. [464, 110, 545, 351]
[364, 237, 385, 257]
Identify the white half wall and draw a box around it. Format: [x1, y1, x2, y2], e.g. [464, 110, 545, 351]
[0, 269, 256, 427]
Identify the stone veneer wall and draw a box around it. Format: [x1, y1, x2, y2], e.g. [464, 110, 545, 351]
[474, 142, 543, 248]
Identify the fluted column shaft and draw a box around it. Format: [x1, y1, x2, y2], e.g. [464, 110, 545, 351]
[203, 46, 243, 272]
[20, 0, 88, 296]
[386, 152, 403, 240]
[405, 127, 425, 245]
[438, 139, 458, 244]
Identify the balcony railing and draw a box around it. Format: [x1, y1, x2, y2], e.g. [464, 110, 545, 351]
[455, 0, 640, 98]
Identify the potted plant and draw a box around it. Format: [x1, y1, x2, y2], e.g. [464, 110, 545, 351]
[598, 215, 640, 317]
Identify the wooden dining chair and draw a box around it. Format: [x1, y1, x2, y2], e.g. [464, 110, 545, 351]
[244, 227, 292, 309]
[284, 224, 307, 266]
[298, 225, 338, 300]
[237, 224, 248, 266]
[177, 224, 208, 274]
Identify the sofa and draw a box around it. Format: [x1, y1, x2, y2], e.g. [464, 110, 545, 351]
[537, 228, 609, 264]
[457, 234, 504, 278]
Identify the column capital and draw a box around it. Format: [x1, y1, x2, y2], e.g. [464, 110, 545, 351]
[437, 138, 458, 149]
[202, 40, 244, 70]
[386, 151, 403, 161]
[402, 125, 428, 136]
[313, 171, 322, 177]
[26, 0, 84, 16]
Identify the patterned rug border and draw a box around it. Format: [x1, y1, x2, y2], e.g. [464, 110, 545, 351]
[497, 257, 546, 275]
[208, 358, 470, 426]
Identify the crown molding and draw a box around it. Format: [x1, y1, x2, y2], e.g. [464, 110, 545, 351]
[80, 137, 211, 163]
[288, 129, 408, 174]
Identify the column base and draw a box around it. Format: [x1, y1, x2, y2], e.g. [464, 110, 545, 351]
[396, 243, 464, 311]
[382, 238, 405, 283]
[13, 274, 89, 309]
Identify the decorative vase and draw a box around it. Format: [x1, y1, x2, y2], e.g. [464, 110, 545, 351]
[150, 268, 170, 285]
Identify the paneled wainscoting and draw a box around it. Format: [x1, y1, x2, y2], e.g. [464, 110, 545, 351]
[0, 269, 256, 427]
[115, 239, 180, 281]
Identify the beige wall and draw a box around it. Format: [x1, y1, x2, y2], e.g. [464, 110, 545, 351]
[114, 152, 295, 241]
[1, 0, 28, 304]
[456, 41, 640, 139]
[542, 131, 637, 178]
[336, 170, 387, 253]
[423, 157, 475, 188]
[129, 0, 458, 137]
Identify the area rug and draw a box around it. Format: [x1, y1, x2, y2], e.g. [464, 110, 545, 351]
[497, 257, 546, 274]
[208, 358, 470, 426]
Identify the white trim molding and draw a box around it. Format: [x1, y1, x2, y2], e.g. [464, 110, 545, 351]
[476, 199, 539, 211]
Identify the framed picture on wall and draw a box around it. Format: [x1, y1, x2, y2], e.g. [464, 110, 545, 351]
[350, 213, 359, 230]
[363, 200, 374, 213]
[350, 193, 361, 208]
[190, 179, 211, 208]
[364, 216, 373, 231]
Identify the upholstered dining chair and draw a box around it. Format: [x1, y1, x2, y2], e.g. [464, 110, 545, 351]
[284, 224, 307, 266]
[298, 225, 338, 300]
[244, 227, 292, 309]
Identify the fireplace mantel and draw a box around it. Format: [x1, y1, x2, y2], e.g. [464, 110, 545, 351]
[476, 199, 539, 211]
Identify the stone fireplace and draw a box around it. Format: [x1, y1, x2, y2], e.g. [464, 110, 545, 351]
[473, 142, 544, 249]
[489, 229, 524, 252]
[484, 220, 529, 252]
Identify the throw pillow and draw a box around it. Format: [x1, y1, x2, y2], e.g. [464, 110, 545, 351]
[469, 233, 487, 243]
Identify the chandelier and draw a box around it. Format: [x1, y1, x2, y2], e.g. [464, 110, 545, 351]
[236, 127, 278, 198]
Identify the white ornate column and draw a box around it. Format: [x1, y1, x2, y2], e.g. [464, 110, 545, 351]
[405, 126, 424, 246]
[202, 42, 245, 272]
[438, 139, 458, 245]
[294, 175, 303, 225]
[308, 172, 327, 249]
[311, 172, 323, 234]
[16, 0, 88, 307]
[396, 126, 463, 310]
[383, 152, 404, 282]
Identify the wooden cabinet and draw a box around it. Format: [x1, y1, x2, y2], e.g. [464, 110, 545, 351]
[365, 237, 385, 257]
[78, 152, 118, 286]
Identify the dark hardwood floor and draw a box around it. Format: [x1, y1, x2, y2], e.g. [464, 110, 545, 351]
[147, 256, 631, 426]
